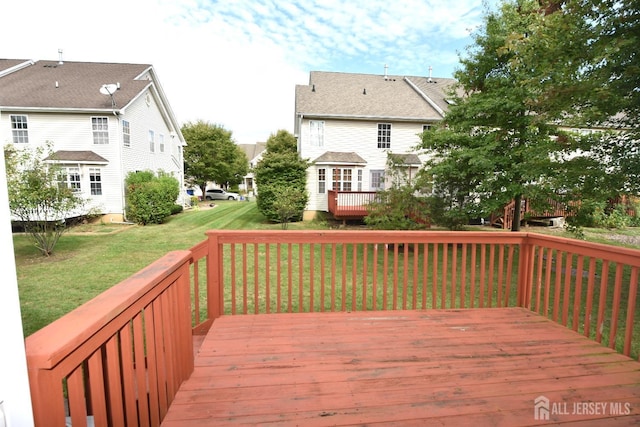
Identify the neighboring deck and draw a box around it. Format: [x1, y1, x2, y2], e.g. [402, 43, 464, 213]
[162, 308, 640, 426]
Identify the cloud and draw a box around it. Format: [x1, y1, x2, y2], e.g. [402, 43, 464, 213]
[2, 0, 491, 145]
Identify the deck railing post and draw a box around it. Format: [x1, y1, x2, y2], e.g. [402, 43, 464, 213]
[207, 231, 224, 320]
[517, 234, 534, 308]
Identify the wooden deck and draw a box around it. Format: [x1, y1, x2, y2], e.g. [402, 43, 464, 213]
[162, 308, 640, 426]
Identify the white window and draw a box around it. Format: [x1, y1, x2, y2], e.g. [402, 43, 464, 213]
[318, 168, 326, 193]
[58, 167, 81, 192]
[149, 130, 155, 153]
[92, 117, 109, 144]
[371, 170, 385, 191]
[377, 123, 391, 149]
[89, 168, 102, 195]
[357, 169, 363, 191]
[122, 120, 131, 147]
[11, 115, 29, 143]
[423, 124, 432, 132]
[310, 120, 324, 147]
[332, 168, 352, 191]
[159, 133, 165, 153]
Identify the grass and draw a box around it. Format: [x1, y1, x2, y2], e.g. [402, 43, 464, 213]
[15, 200, 323, 336]
[15, 201, 640, 344]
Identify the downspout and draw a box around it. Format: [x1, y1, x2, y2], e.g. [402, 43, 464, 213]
[114, 110, 134, 224]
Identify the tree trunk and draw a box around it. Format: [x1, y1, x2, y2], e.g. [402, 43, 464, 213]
[511, 194, 522, 232]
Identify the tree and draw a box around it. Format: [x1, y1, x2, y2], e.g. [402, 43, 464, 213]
[272, 186, 308, 229]
[420, 0, 563, 231]
[4, 143, 85, 256]
[417, 131, 489, 230]
[181, 121, 248, 192]
[365, 153, 430, 230]
[512, 0, 640, 200]
[254, 130, 310, 223]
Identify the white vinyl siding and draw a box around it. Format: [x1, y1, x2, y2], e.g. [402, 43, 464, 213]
[300, 119, 431, 212]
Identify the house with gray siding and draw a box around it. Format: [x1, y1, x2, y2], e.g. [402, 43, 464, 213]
[0, 58, 186, 222]
[294, 70, 456, 220]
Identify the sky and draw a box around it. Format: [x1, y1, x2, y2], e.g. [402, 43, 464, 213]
[1, 0, 495, 146]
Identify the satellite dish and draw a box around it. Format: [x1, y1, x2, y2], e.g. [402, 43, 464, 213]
[99, 84, 118, 95]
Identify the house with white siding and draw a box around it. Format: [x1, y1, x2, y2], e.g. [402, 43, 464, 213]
[237, 142, 266, 195]
[0, 58, 186, 222]
[294, 70, 456, 220]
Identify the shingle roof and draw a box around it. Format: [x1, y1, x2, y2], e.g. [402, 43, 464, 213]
[238, 142, 267, 161]
[390, 153, 422, 166]
[313, 151, 367, 164]
[0, 59, 152, 111]
[295, 71, 458, 121]
[45, 150, 109, 163]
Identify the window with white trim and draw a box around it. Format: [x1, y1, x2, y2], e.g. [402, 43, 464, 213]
[370, 170, 385, 191]
[357, 169, 363, 191]
[423, 124, 432, 132]
[332, 168, 352, 191]
[122, 120, 131, 147]
[377, 123, 391, 149]
[89, 168, 102, 195]
[318, 168, 326, 193]
[58, 167, 81, 192]
[149, 130, 155, 153]
[92, 117, 109, 144]
[310, 120, 324, 147]
[11, 115, 29, 143]
[159, 133, 165, 153]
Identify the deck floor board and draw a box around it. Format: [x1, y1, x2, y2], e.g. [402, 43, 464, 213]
[162, 308, 640, 426]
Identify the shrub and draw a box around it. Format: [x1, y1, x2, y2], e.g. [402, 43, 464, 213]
[125, 171, 179, 225]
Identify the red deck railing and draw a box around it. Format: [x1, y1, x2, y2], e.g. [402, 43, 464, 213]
[327, 189, 378, 219]
[24, 231, 640, 426]
[25, 251, 194, 427]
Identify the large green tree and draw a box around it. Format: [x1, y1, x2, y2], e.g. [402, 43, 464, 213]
[513, 0, 640, 199]
[420, 0, 563, 231]
[181, 121, 248, 192]
[254, 130, 310, 223]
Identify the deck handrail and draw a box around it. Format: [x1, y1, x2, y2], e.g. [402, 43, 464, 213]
[25, 251, 194, 427]
[25, 231, 640, 426]
[194, 230, 639, 361]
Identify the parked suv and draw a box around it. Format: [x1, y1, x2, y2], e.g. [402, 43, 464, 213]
[204, 188, 240, 201]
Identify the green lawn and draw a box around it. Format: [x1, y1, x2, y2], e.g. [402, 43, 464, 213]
[14, 201, 324, 336]
[15, 201, 640, 341]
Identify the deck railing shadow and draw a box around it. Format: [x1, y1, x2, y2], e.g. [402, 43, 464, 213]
[24, 231, 640, 426]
